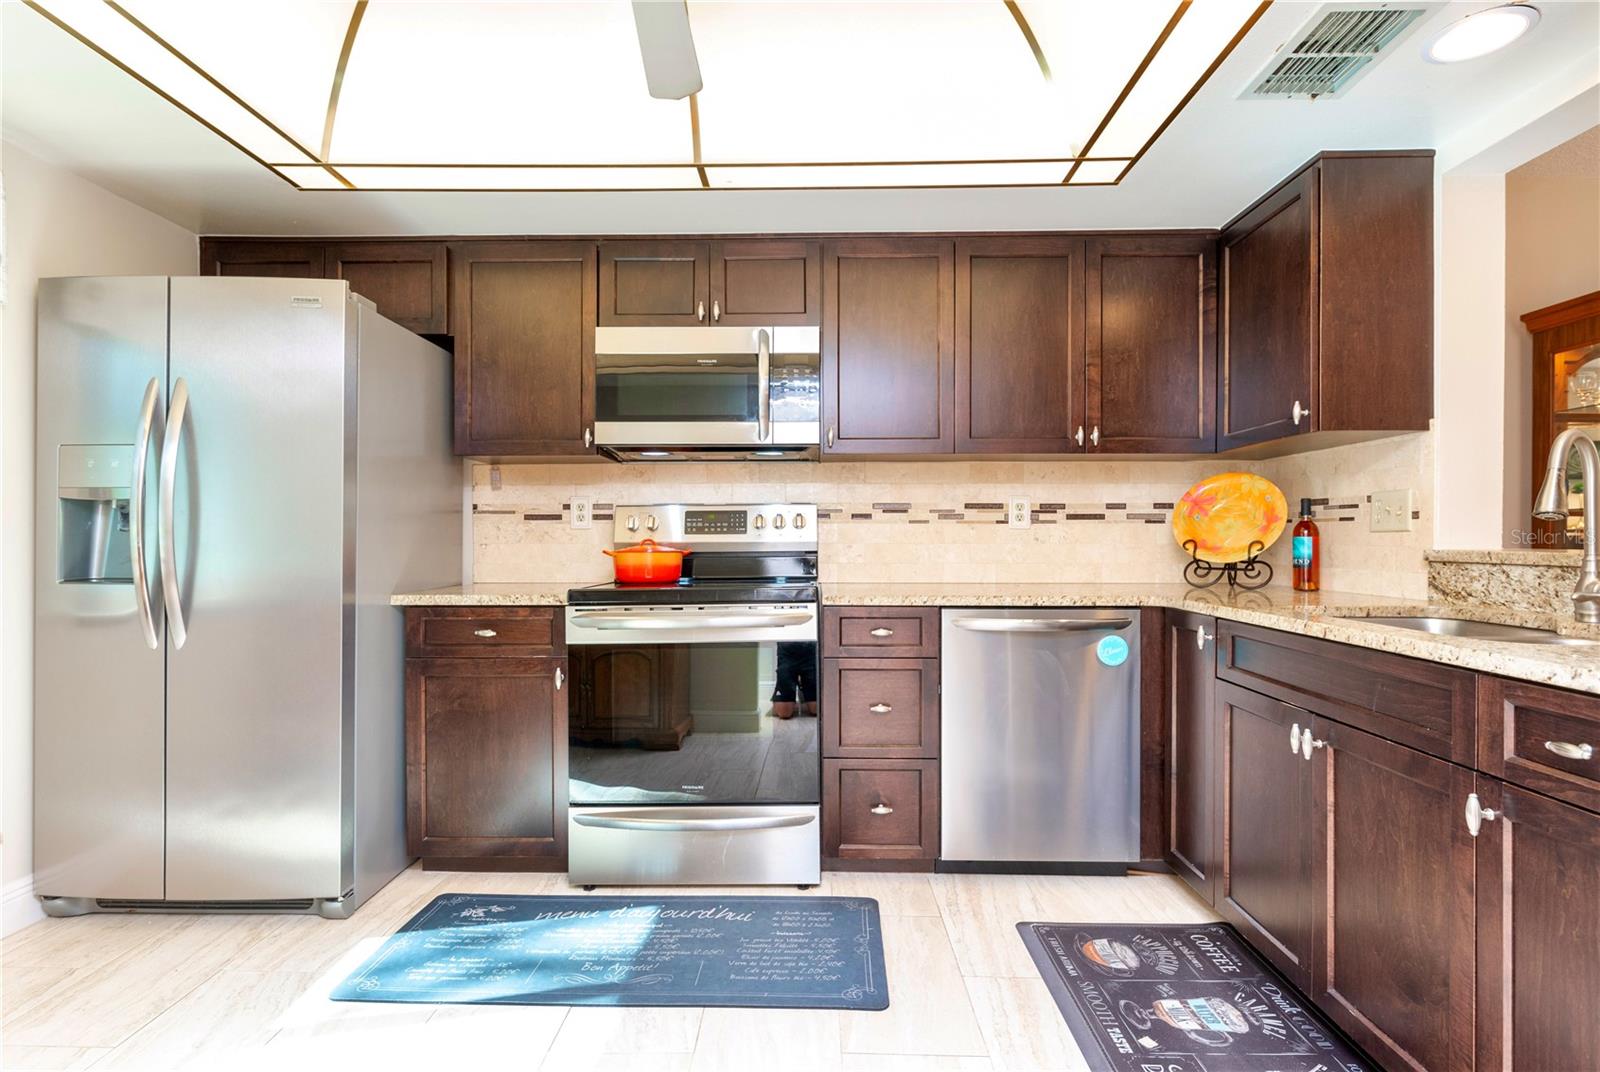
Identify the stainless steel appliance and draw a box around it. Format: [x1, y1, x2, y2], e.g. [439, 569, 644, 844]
[939, 608, 1140, 872]
[593, 326, 820, 460]
[34, 276, 460, 919]
[565, 504, 820, 885]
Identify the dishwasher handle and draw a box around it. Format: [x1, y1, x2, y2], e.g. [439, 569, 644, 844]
[951, 616, 1134, 633]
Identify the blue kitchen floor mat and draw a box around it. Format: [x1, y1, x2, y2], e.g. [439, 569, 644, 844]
[332, 893, 888, 1010]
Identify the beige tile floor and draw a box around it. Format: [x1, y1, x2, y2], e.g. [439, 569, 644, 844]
[1, 867, 1219, 1072]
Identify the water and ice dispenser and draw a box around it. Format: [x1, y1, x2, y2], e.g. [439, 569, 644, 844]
[57, 444, 133, 584]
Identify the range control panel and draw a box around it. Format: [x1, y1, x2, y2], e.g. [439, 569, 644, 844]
[613, 504, 817, 552]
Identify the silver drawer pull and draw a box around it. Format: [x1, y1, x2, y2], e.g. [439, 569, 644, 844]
[473, 628, 498, 638]
[1545, 740, 1595, 761]
[870, 803, 893, 816]
[869, 627, 894, 637]
[868, 703, 893, 714]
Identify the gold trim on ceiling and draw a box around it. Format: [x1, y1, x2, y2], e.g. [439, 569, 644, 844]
[1003, 1, 1051, 81]
[285, 156, 1135, 168]
[317, 0, 368, 189]
[1063, 0, 1190, 184]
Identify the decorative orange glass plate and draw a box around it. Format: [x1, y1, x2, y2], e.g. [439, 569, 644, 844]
[1171, 472, 1288, 564]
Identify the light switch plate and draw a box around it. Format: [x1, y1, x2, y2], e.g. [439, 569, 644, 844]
[571, 497, 592, 529]
[1009, 498, 1030, 528]
[1370, 489, 1413, 532]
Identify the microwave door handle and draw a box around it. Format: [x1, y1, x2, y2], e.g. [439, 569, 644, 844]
[757, 328, 771, 442]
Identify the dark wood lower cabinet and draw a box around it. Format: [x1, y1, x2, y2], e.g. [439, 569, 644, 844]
[1475, 778, 1600, 1072]
[1312, 716, 1476, 1072]
[1215, 681, 1316, 991]
[822, 758, 939, 870]
[1164, 611, 1217, 901]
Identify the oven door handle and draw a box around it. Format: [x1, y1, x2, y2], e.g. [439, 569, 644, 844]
[573, 812, 817, 832]
[569, 612, 814, 630]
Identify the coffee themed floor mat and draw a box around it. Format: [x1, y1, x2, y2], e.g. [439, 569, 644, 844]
[1017, 921, 1374, 1072]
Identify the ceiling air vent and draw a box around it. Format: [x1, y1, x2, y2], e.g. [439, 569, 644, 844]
[1244, 4, 1432, 100]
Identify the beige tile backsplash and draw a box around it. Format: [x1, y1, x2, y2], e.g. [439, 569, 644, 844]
[471, 431, 1434, 599]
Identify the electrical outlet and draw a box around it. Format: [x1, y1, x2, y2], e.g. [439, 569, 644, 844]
[1009, 497, 1030, 528]
[1370, 489, 1413, 533]
[571, 497, 592, 530]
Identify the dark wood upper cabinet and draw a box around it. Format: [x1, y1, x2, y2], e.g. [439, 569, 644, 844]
[199, 239, 325, 278]
[822, 238, 955, 455]
[325, 241, 448, 335]
[404, 655, 567, 862]
[954, 237, 1083, 453]
[1311, 716, 1476, 1072]
[1220, 151, 1433, 450]
[1164, 611, 1218, 903]
[1087, 235, 1216, 453]
[598, 240, 710, 325]
[710, 239, 821, 325]
[1216, 681, 1316, 991]
[1474, 777, 1600, 1072]
[450, 240, 597, 457]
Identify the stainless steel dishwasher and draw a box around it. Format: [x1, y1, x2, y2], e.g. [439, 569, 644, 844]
[940, 608, 1140, 871]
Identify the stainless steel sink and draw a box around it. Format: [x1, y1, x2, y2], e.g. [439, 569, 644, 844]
[1361, 617, 1600, 647]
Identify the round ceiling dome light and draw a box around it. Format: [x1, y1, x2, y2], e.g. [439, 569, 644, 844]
[1424, 3, 1540, 63]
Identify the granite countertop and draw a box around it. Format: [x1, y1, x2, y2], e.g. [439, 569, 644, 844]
[393, 581, 1600, 695]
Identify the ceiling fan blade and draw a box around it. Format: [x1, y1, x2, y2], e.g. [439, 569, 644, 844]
[631, 0, 704, 100]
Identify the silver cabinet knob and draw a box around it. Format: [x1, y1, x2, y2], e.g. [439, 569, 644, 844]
[869, 627, 893, 637]
[870, 803, 893, 816]
[1290, 723, 1301, 756]
[697, 300, 706, 321]
[826, 425, 835, 449]
[583, 427, 593, 448]
[1075, 426, 1084, 447]
[645, 514, 659, 532]
[753, 513, 766, 530]
[712, 299, 720, 322]
[1301, 731, 1326, 761]
[555, 667, 564, 691]
[1545, 740, 1594, 761]
[1292, 399, 1310, 426]
[772, 514, 786, 530]
[473, 628, 498, 638]
[1090, 426, 1100, 447]
[1196, 628, 1213, 651]
[868, 703, 893, 714]
[793, 513, 807, 529]
[626, 514, 640, 532]
[1465, 792, 1499, 837]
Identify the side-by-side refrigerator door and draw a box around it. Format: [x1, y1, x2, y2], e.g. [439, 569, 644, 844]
[163, 277, 353, 902]
[34, 277, 168, 900]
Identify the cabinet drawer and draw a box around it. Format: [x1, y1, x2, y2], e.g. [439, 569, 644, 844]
[1480, 677, 1600, 813]
[1218, 620, 1476, 764]
[405, 607, 562, 658]
[823, 607, 939, 657]
[823, 759, 939, 864]
[823, 659, 938, 758]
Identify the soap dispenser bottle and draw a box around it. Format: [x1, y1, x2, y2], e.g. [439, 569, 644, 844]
[1292, 498, 1320, 592]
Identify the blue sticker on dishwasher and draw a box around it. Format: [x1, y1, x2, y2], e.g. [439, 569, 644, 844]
[1096, 635, 1129, 667]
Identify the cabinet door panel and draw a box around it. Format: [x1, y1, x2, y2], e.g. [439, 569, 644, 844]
[1165, 611, 1217, 903]
[200, 239, 324, 278]
[1314, 717, 1475, 1072]
[822, 758, 938, 864]
[600, 241, 709, 325]
[405, 657, 567, 859]
[711, 239, 820, 325]
[1476, 779, 1600, 1072]
[1220, 168, 1317, 449]
[326, 241, 448, 334]
[823, 239, 954, 454]
[1216, 681, 1315, 990]
[451, 241, 596, 456]
[955, 238, 1082, 453]
[1087, 235, 1215, 453]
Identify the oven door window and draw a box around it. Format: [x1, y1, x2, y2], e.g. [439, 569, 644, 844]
[568, 640, 820, 806]
[596, 354, 758, 423]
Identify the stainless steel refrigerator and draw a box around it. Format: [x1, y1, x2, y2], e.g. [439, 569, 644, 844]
[34, 276, 461, 919]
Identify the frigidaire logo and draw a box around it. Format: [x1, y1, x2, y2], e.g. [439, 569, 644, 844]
[682, 784, 705, 791]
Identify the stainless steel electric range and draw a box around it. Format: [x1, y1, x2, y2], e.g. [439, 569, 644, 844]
[565, 504, 820, 887]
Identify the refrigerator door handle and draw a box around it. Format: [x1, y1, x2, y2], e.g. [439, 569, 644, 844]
[131, 377, 161, 650]
[158, 377, 191, 649]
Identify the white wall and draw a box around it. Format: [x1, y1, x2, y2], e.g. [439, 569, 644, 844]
[0, 140, 196, 934]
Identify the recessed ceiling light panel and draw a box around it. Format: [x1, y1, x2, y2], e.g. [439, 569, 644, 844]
[1424, 3, 1539, 63]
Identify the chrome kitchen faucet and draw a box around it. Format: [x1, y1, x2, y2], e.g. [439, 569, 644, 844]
[1534, 426, 1600, 623]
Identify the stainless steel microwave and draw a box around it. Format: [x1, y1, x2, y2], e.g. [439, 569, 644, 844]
[593, 326, 820, 461]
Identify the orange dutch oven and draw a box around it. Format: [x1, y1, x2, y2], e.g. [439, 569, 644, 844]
[603, 538, 691, 584]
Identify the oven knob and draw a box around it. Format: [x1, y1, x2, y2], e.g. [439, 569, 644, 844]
[626, 514, 639, 532]
[645, 514, 659, 532]
[752, 513, 766, 530]
[793, 513, 807, 529]
[773, 514, 786, 530]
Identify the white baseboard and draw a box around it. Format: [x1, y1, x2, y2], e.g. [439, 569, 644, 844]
[2, 873, 46, 936]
